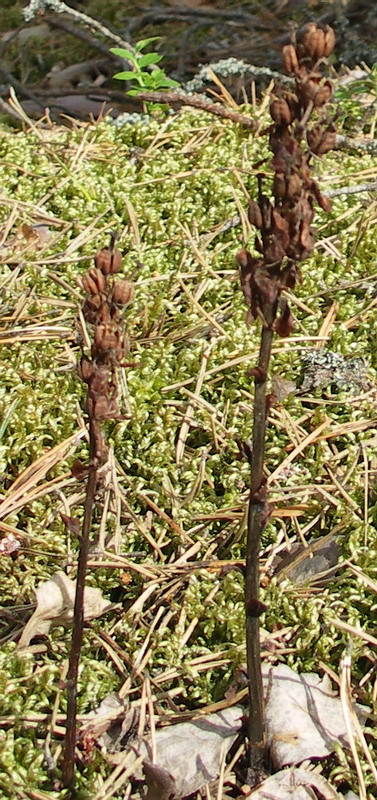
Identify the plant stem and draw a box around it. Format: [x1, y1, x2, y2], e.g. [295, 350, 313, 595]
[245, 310, 274, 774]
[62, 420, 99, 791]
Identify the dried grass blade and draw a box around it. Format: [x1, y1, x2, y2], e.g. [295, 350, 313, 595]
[0, 429, 86, 519]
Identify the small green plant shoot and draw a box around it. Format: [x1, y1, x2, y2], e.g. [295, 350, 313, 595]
[110, 37, 180, 97]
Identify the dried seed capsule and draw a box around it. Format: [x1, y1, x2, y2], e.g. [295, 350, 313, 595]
[311, 181, 332, 212]
[248, 198, 263, 228]
[236, 249, 252, 270]
[274, 302, 295, 337]
[93, 395, 110, 419]
[112, 280, 134, 306]
[78, 355, 94, 382]
[307, 126, 336, 155]
[83, 298, 100, 324]
[98, 302, 110, 323]
[300, 77, 321, 103]
[273, 173, 286, 199]
[95, 246, 122, 275]
[95, 323, 119, 351]
[313, 81, 333, 107]
[86, 294, 102, 310]
[285, 173, 302, 198]
[318, 193, 332, 212]
[282, 44, 299, 74]
[81, 273, 100, 295]
[323, 26, 336, 57]
[259, 195, 272, 230]
[270, 98, 294, 125]
[298, 23, 325, 60]
[89, 366, 110, 394]
[87, 268, 106, 293]
[318, 131, 336, 154]
[306, 124, 322, 152]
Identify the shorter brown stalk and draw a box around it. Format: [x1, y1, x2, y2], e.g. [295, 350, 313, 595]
[62, 429, 98, 789]
[62, 236, 134, 791]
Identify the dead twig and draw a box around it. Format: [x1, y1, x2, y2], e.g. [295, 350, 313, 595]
[134, 90, 257, 130]
[44, 13, 122, 59]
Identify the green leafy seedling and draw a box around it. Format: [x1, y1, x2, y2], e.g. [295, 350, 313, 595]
[110, 37, 180, 111]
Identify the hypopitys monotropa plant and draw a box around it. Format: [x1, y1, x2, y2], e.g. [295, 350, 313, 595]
[238, 23, 336, 779]
[78, 238, 134, 460]
[62, 235, 133, 789]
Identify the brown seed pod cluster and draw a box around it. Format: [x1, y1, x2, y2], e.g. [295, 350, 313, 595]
[77, 237, 134, 460]
[238, 22, 336, 333]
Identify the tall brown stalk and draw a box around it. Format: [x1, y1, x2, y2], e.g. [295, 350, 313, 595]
[62, 237, 133, 790]
[237, 23, 337, 776]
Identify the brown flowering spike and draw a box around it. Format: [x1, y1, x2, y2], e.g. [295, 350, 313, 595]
[64, 233, 136, 789]
[237, 24, 336, 777]
[94, 246, 122, 275]
[112, 280, 134, 306]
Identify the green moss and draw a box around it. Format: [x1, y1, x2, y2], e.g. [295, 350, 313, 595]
[0, 109, 377, 794]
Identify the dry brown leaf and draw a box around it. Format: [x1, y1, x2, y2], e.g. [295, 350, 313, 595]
[263, 664, 368, 768]
[97, 703, 243, 799]
[274, 533, 339, 584]
[248, 767, 342, 799]
[17, 571, 115, 649]
[86, 662, 367, 798]
[22, 222, 51, 247]
[140, 706, 243, 799]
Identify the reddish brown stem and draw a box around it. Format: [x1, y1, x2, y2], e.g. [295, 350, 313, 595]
[62, 420, 99, 790]
[245, 309, 274, 776]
